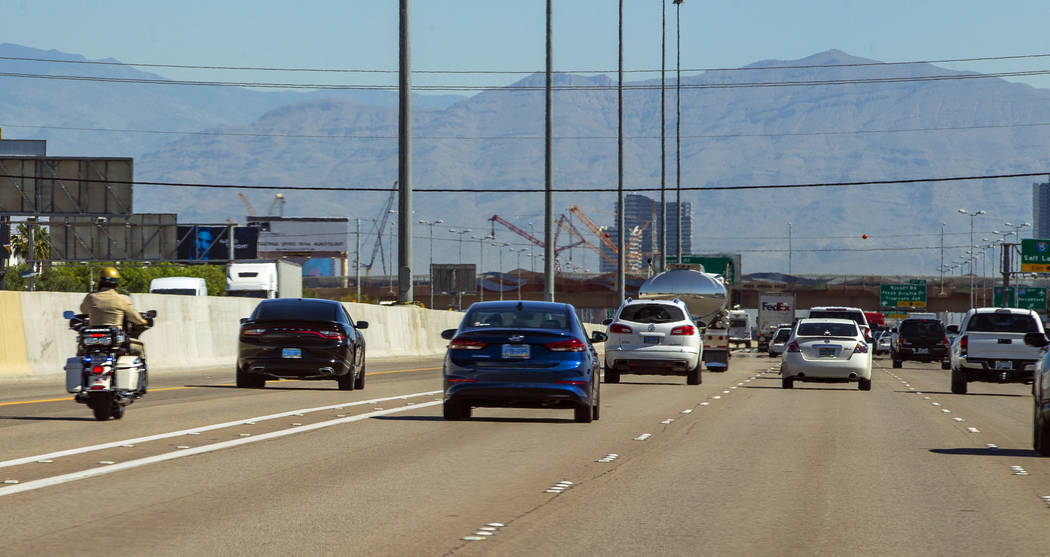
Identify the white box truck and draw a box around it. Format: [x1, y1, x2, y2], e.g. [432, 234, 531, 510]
[226, 260, 303, 299]
[757, 293, 796, 353]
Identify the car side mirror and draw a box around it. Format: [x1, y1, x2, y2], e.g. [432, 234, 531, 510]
[63, 310, 75, 319]
[590, 331, 608, 344]
[695, 320, 707, 329]
[441, 329, 457, 340]
[1024, 332, 1049, 348]
[240, 317, 249, 324]
[356, 321, 369, 330]
[601, 318, 613, 326]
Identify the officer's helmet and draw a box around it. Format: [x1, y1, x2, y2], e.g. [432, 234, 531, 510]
[99, 266, 120, 288]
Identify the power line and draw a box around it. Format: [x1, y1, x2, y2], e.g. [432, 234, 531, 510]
[1, 170, 1045, 193]
[4, 52, 1049, 75]
[2, 67, 1049, 92]
[5, 120, 1050, 141]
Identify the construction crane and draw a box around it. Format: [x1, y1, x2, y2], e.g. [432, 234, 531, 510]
[365, 186, 397, 274]
[238, 193, 256, 217]
[488, 214, 585, 271]
[557, 216, 617, 267]
[568, 205, 619, 254]
[268, 193, 286, 217]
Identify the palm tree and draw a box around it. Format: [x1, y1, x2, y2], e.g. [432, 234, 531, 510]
[9, 222, 50, 272]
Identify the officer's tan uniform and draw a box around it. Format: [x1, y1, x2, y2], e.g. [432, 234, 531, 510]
[80, 288, 148, 359]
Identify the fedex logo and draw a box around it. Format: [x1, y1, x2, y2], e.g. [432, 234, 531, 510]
[762, 302, 792, 311]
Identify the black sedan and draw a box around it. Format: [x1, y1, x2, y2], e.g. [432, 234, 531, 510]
[441, 300, 606, 422]
[237, 298, 368, 390]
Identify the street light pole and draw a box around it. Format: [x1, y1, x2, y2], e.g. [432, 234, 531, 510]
[939, 222, 945, 295]
[449, 228, 471, 264]
[659, 0, 667, 273]
[673, 0, 685, 262]
[958, 208, 985, 309]
[418, 218, 443, 310]
[616, 0, 625, 302]
[472, 234, 492, 302]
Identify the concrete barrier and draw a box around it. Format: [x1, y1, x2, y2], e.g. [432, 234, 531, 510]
[3, 293, 602, 384]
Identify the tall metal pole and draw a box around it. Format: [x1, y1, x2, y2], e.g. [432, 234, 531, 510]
[397, 0, 414, 303]
[616, 0, 626, 302]
[787, 222, 792, 274]
[27, 218, 35, 292]
[543, 0, 555, 302]
[939, 222, 945, 295]
[674, 0, 684, 262]
[659, 0, 667, 273]
[355, 218, 361, 303]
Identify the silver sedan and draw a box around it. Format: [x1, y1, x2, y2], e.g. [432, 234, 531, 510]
[781, 318, 872, 391]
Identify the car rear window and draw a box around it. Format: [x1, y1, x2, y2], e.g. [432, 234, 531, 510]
[252, 301, 339, 322]
[465, 308, 568, 330]
[619, 304, 686, 323]
[809, 310, 866, 326]
[899, 320, 945, 338]
[968, 313, 1039, 333]
[773, 329, 791, 342]
[797, 321, 859, 337]
[730, 319, 749, 328]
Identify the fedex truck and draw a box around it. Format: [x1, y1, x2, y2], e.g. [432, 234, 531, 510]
[757, 293, 796, 352]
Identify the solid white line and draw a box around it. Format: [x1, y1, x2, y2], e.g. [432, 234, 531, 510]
[0, 401, 442, 497]
[0, 390, 442, 469]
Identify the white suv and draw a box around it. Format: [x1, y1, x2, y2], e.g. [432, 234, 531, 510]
[808, 306, 872, 340]
[603, 298, 703, 385]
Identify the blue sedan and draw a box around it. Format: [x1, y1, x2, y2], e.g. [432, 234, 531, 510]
[441, 301, 607, 422]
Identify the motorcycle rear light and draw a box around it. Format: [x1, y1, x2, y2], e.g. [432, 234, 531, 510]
[91, 365, 106, 374]
[609, 323, 632, 334]
[449, 338, 487, 350]
[787, 341, 800, 352]
[670, 325, 695, 336]
[546, 338, 586, 352]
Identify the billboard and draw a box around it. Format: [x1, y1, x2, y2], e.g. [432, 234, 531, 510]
[49, 214, 177, 261]
[248, 217, 348, 256]
[176, 226, 258, 261]
[0, 158, 133, 216]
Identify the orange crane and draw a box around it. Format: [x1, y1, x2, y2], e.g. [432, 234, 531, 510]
[568, 205, 619, 254]
[488, 215, 585, 271]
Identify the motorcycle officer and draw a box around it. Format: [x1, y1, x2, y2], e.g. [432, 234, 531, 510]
[80, 266, 148, 361]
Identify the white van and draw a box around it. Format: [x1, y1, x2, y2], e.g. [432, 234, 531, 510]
[149, 277, 207, 296]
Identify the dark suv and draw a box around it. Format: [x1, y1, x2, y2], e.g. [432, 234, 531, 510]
[892, 318, 949, 369]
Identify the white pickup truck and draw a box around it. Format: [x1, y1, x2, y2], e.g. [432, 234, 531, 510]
[950, 307, 1045, 394]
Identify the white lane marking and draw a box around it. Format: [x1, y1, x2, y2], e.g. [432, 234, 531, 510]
[932, 402, 941, 406]
[472, 531, 494, 536]
[968, 427, 981, 433]
[634, 433, 652, 441]
[700, 402, 710, 406]
[0, 390, 443, 470]
[712, 396, 722, 400]
[0, 401, 442, 497]
[463, 536, 487, 541]
[987, 444, 999, 450]
[941, 409, 952, 413]
[660, 419, 674, 424]
[487, 523, 505, 528]
[953, 417, 965, 422]
[681, 409, 693, 414]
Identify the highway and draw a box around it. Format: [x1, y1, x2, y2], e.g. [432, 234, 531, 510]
[3, 352, 1048, 556]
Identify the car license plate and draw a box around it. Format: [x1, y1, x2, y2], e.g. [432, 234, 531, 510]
[995, 360, 1013, 370]
[502, 344, 530, 359]
[916, 348, 929, 354]
[643, 336, 660, 345]
[282, 348, 302, 359]
[819, 347, 836, 357]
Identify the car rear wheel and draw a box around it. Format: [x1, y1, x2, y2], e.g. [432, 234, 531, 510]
[353, 357, 366, 390]
[781, 377, 794, 389]
[950, 369, 968, 394]
[337, 368, 356, 391]
[1035, 404, 1050, 457]
[236, 366, 265, 389]
[605, 367, 620, 384]
[574, 403, 594, 423]
[892, 359, 902, 369]
[941, 360, 951, 370]
[858, 378, 872, 391]
[443, 401, 470, 420]
[686, 361, 701, 385]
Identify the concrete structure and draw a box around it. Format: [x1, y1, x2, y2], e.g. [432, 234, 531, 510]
[1034, 180, 1050, 239]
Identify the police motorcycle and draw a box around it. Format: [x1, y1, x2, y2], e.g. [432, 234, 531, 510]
[63, 309, 157, 420]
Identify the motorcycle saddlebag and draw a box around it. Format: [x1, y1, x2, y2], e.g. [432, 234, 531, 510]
[114, 356, 142, 391]
[65, 357, 85, 393]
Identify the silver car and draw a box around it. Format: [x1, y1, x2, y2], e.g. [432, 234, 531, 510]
[781, 318, 873, 391]
[768, 326, 792, 357]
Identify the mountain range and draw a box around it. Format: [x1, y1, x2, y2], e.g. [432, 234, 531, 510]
[2, 43, 1048, 276]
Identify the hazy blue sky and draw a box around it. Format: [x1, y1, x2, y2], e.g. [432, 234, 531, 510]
[4, 0, 1050, 90]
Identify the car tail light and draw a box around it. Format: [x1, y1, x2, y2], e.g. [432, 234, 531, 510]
[787, 341, 800, 353]
[449, 338, 487, 350]
[943, 335, 950, 347]
[317, 330, 346, 340]
[853, 342, 869, 354]
[445, 378, 476, 383]
[960, 334, 968, 355]
[546, 338, 586, 352]
[241, 328, 266, 337]
[609, 323, 632, 334]
[670, 325, 696, 336]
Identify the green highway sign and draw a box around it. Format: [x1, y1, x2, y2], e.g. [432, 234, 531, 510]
[666, 254, 740, 284]
[880, 280, 927, 309]
[1021, 239, 1050, 272]
[995, 286, 1047, 310]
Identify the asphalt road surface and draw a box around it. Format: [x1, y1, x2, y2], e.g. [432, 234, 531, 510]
[3, 352, 1048, 556]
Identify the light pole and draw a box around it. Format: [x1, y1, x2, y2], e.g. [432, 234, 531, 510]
[673, 0, 685, 262]
[418, 218, 444, 310]
[659, 0, 667, 273]
[513, 247, 528, 299]
[472, 234, 493, 301]
[958, 208, 985, 309]
[491, 241, 510, 300]
[939, 222, 945, 294]
[449, 228, 471, 264]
